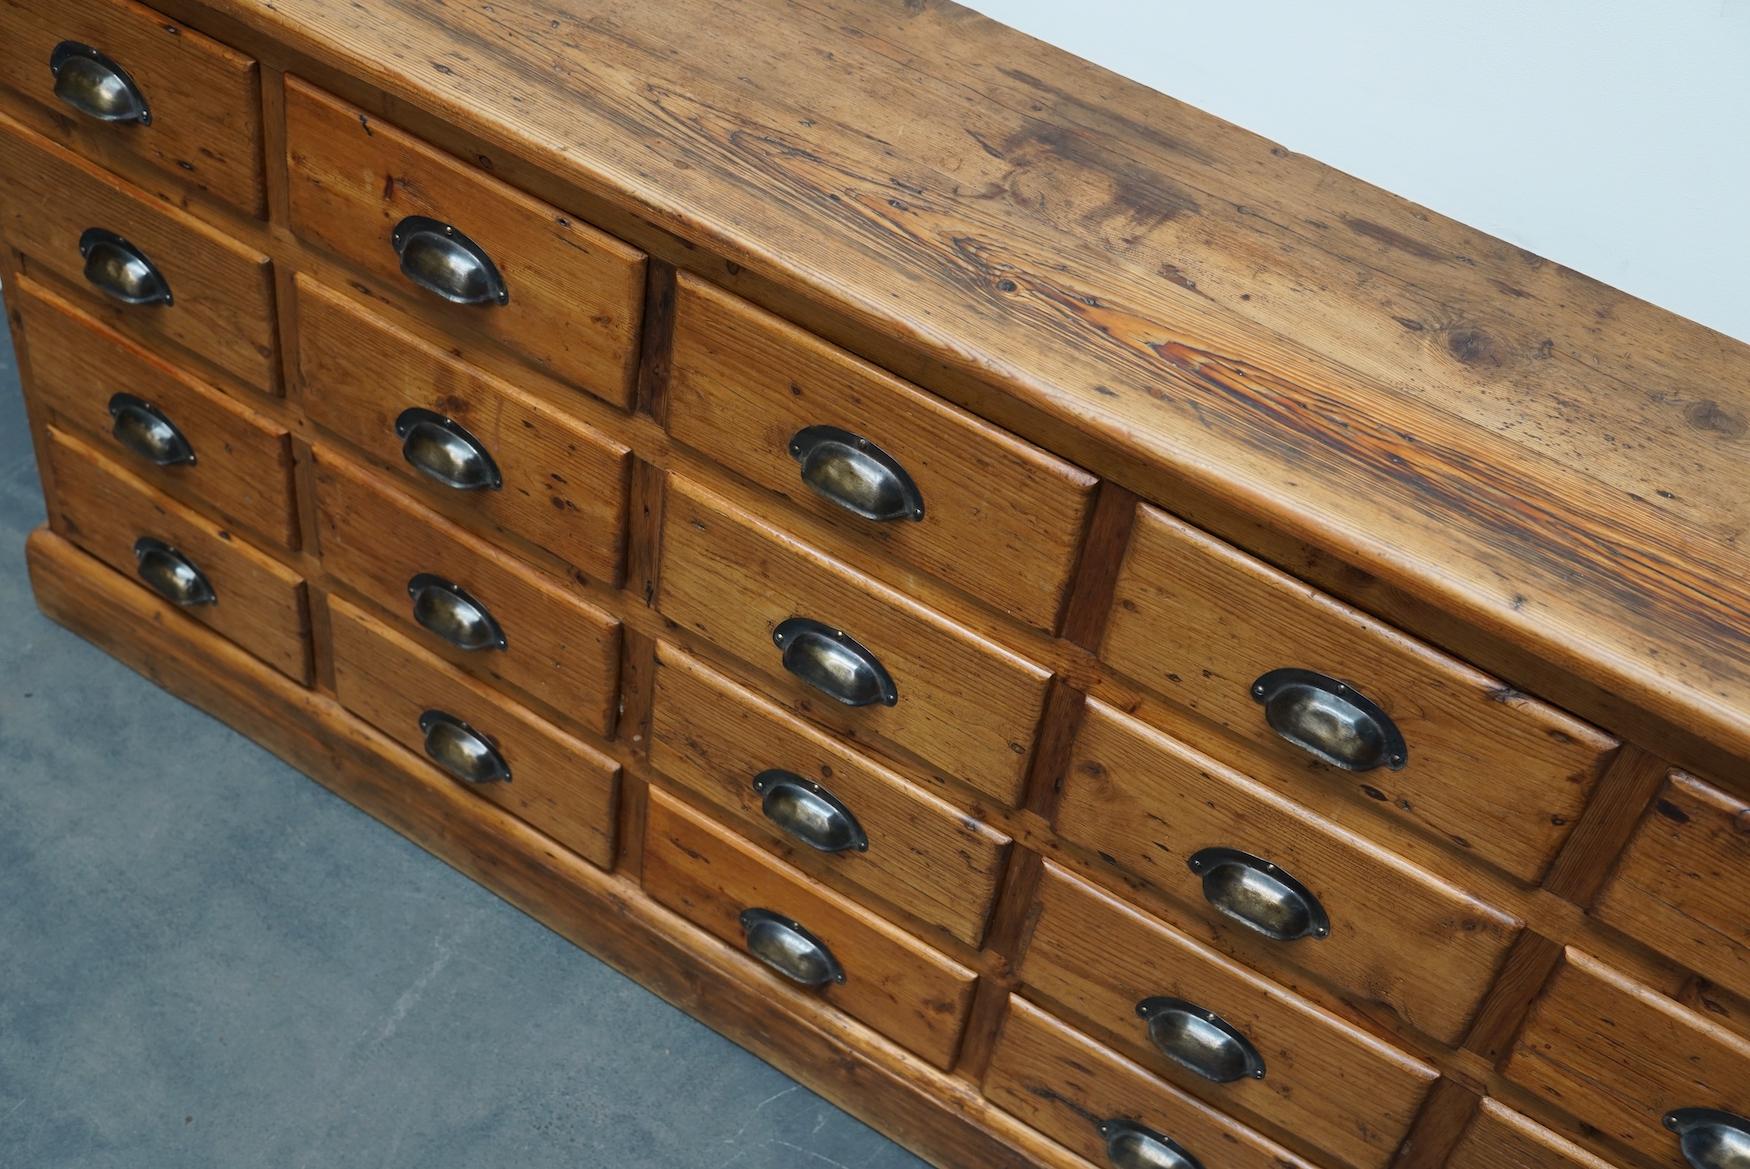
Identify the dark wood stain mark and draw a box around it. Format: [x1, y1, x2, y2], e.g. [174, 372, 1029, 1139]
[1343, 217, 1449, 263]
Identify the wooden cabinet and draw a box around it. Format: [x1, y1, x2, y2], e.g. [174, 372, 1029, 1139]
[1102, 504, 1618, 884]
[643, 789, 978, 1071]
[5, 1, 1746, 1168]
[44, 425, 307, 682]
[1057, 698, 1520, 1044]
[284, 79, 646, 407]
[16, 276, 296, 548]
[0, 0, 264, 214]
[296, 276, 631, 583]
[0, 111, 276, 391]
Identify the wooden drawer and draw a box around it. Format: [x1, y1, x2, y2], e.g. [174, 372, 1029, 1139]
[1101, 504, 1617, 883]
[17, 277, 296, 549]
[295, 276, 630, 583]
[45, 426, 307, 681]
[311, 450, 621, 735]
[0, 112, 276, 391]
[985, 997, 1319, 1169]
[1503, 947, 1750, 1164]
[1593, 772, 1750, 1000]
[284, 79, 645, 407]
[667, 275, 1097, 630]
[1449, 1099, 1617, 1169]
[1057, 699, 1520, 1044]
[647, 643, 1011, 946]
[1017, 862, 1436, 1169]
[0, 0, 263, 214]
[657, 476, 1051, 805]
[642, 789, 977, 1070]
[327, 595, 619, 868]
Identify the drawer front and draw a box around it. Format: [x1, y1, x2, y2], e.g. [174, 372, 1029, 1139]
[0, 0, 263, 214]
[328, 595, 619, 868]
[1058, 699, 1520, 1044]
[312, 450, 621, 735]
[18, 277, 296, 548]
[667, 275, 1097, 630]
[1449, 1100, 1617, 1169]
[985, 998, 1320, 1169]
[46, 426, 308, 681]
[284, 79, 645, 407]
[648, 643, 1011, 946]
[296, 277, 630, 583]
[1018, 862, 1436, 1169]
[0, 112, 276, 391]
[641, 789, 977, 1070]
[1503, 948, 1750, 1164]
[657, 476, 1051, 805]
[1101, 504, 1617, 882]
[1593, 772, 1750, 1000]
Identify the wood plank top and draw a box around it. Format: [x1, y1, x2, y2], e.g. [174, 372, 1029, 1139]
[194, 0, 1750, 761]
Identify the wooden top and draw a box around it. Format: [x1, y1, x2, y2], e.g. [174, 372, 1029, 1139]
[198, 0, 1750, 760]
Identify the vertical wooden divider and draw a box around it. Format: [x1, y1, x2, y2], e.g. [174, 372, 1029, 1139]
[1540, 745, 1669, 906]
[614, 259, 679, 882]
[955, 474, 1136, 1083]
[1388, 1077, 1481, 1169]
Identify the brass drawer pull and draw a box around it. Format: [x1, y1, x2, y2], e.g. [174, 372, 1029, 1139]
[418, 709, 511, 785]
[1250, 668, 1406, 772]
[1098, 1119, 1203, 1169]
[788, 425, 924, 523]
[772, 618, 897, 707]
[50, 41, 151, 125]
[79, 228, 173, 307]
[108, 393, 195, 467]
[407, 573, 507, 651]
[752, 769, 868, 853]
[738, 908, 845, 987]
[1135, 996, 1265, 1083]
[395, 408, 502, 491]
[390, 216, 509, 306]
[1666, 1109, 1750, 1169]
[133, 536, 214, 607]
[1187, 847, 1329, 942]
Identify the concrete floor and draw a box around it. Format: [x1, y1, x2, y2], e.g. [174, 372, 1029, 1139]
[0, 294, 927, 1169]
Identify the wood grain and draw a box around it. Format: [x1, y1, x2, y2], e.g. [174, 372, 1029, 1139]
[283, 78, 645, 406]
[45, 425, 308, 682]
[16, 275, 296, 548]
[1592, 772, 1750, 1002]
[1460, 932, 1564, 1066]
[24, 527, 1086, 1169]
[0, 110, 277, 391]
[1541, 746, 1672, 907]
[667, 273, 1096, 630]
[295, 275, 631, 584]
[1447, 1099, 1618, 1169]
[1018, 862, 1437, 1169]
[0, 0, 265, 214]
[983, 997, 1320, 1169]
[327, 593, 620, 868]
[1503, 947, 1750, 1163]
[184, 0, 1750, 769]
[648, 643, 1011, 947]
[1103, 503, 1619, 883]
[1386, 1078, 1480, 1169]
[657, 475, 1051, 806]
[642, 788, 978, 1071]
[1057, 699, 1521, 1045]
[311, 447, 621, 735]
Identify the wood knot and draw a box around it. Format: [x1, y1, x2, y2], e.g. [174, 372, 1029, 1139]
[1685, 399, 1747, 438]
[1446, 327, 1500, 367]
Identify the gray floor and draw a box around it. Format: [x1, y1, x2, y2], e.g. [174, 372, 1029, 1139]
[0, 293, 926, 1169]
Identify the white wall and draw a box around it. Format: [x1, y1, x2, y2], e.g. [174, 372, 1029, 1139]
[965, 0, 1750, 343]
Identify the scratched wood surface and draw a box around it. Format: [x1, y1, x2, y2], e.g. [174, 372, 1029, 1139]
[182, 0, 1750, 770]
